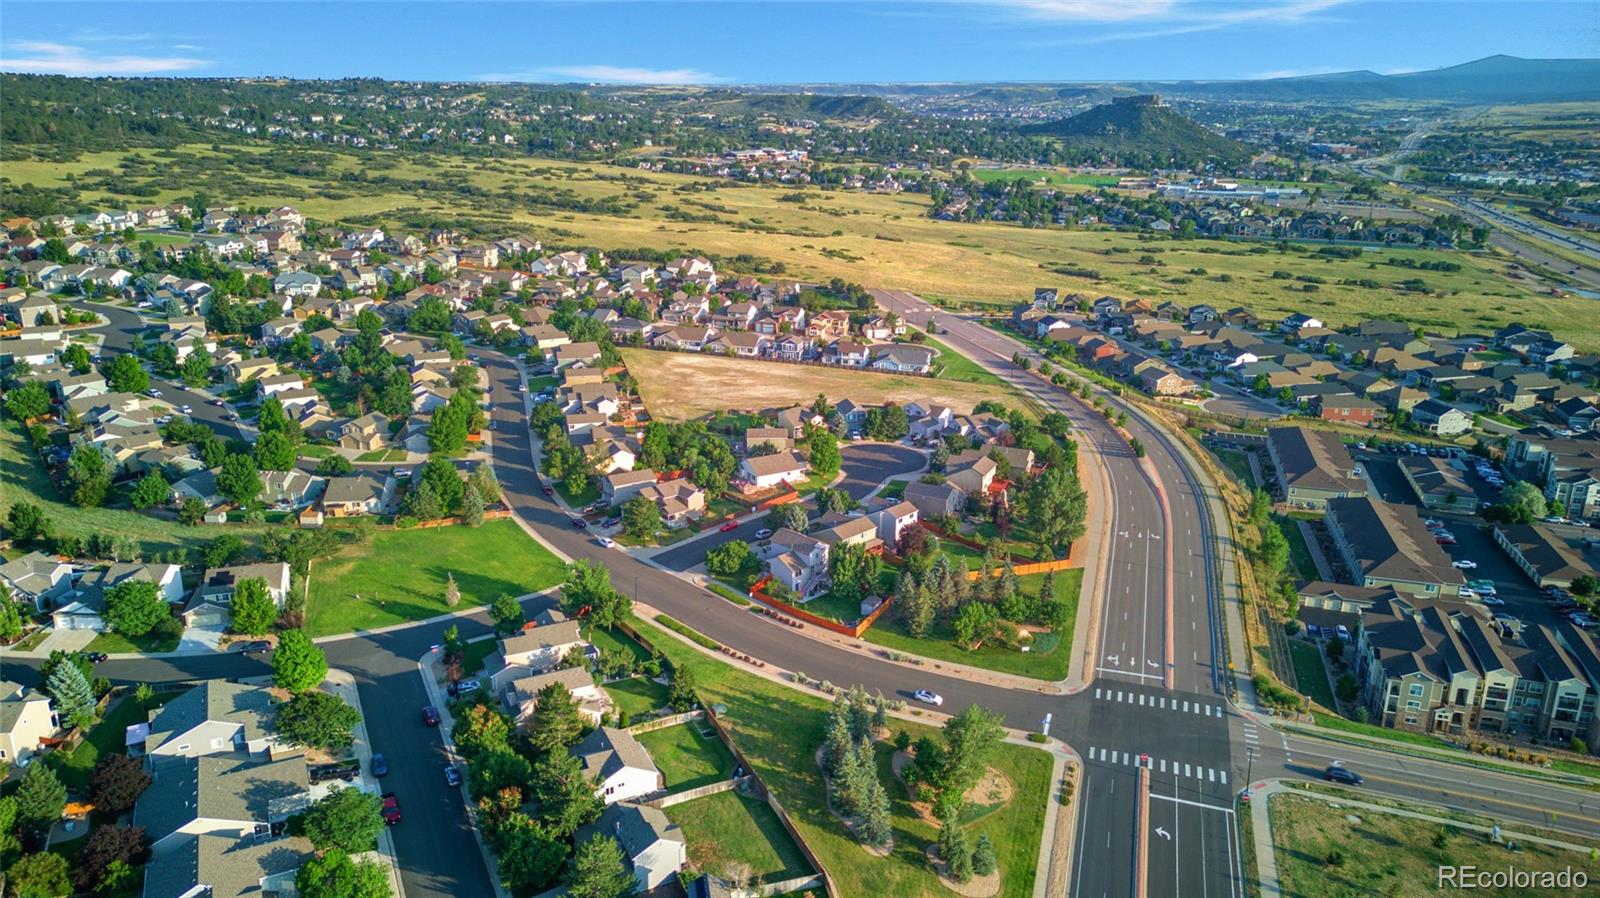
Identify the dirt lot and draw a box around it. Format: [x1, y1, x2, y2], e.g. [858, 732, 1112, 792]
[622, 349, 1021, 421]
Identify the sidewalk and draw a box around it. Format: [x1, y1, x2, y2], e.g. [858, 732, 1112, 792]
[415, 648, 514, 898]
[1064, 413, 1114, 693]
[324, 669, 408, 898]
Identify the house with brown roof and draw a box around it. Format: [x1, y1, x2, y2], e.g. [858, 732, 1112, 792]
[1266, 426, 1368, 510]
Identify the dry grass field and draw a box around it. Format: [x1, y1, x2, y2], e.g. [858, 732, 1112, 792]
[621, 348, 1022, 421]
[11, 140, 1597, 345]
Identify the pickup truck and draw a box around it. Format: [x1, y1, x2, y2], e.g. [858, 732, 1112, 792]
[381, 793, 401, 825]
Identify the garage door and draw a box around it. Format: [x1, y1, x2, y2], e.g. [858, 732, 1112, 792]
[188, 609, 227, 628]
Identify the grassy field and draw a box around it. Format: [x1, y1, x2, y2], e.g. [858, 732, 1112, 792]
[1288, 641, 1337, 710]
[10, 141, 1576, 345]
[970, 168, 1122, 187]
[86, 629, 180, 654]
[1270, 792, 1594, 897]
[1277, 516, 1320, 581]
[0, 420, 266, 559]
[924, 335, 1006, 386]
[665, 791, 815, 886]
[603, 677, 669, 720]
[635, 722, 738, 792]
[638, 615, 1051, 898]
[304, 519, 565, 635]
[622, 349, 1027, 422]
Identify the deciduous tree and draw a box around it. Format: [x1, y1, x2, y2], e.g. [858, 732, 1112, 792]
[275, 690, 360, 751]
[228, 577, 278, 635]
[301, 787, 384, 853]
[89, 753, 150, 815]
[272, 629, 328, 692]
[295, 849, 391, 898]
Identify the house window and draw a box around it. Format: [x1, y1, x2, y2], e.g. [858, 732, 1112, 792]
[1406, 700, 1422, 710]
[1408, 684, 1424, 697]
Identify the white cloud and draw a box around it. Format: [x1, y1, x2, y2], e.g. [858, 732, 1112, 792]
[1252, 65, 1350, 79]
[996, 0, 1177, 21]
[0, 40, 208, 75]
[480, 64, 723, 84]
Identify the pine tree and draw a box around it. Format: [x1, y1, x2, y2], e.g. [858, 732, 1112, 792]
[15, 762, 66, 834]
[948, 829, 974, 882]
[857, 768, 893, 847]
[910, 581, 937, 638]
[846, 686, 873, 741]
[0, 590, 23, 642]
[843, 738, 876, 816]
[830, 734, 864, 817]
[444, 572, 461, 608]
[47, 656, 96, 729]
[1037, 570, 1056, 605]
[821, 707, 853, 778]
[872, 694, 888, 734]
[972, 831, 997, 876]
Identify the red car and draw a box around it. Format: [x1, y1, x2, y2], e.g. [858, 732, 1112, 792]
[719, 520, 739, 532]
[422, 705, 441, 727]
[381, 793, 401, 825]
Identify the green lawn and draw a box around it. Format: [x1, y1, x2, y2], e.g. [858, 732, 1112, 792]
[863, 567, 1080, 681]
[666, 791, 815, 885]
[604, 677, 670, 720]
[296, 444, 336, 459]
[1288, 641, 1337, 710]
[878, 481, 907, 500]
[587, 625, 654, 664]
[355, 449, 407, 462]
[1271, 792, 1594, 898]
[52, 692, 170, 790]
[460, 638, 498, 675]
[925, 335, 1006, 387]
[1276, 516, 1320, 581]
[556, 477, 601, 507]
[0, 420, 267, 559]
[86, 629, 180, 654]
[635, 722, 738, 792]
[311, 375, 363, 417]
[1310, 711, 1453, 749]
[637, 615, 1052, 898]
[526, 375, 558, 392]
[305, 519, 565, 636]
[1210, 447, 1257, 487]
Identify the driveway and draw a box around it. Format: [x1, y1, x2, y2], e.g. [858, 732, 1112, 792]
[35, 628, 96, 654]
[176, 619, 226, 654]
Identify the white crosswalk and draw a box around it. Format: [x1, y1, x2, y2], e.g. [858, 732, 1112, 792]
[1092, 686, 1225, 719]
[1084, 745, 1228, 784]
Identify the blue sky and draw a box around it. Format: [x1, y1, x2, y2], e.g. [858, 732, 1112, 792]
[0, 1, 1591, 84]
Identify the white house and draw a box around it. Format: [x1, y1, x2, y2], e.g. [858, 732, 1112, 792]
[571, 726, 664, 805]
[870, 500, 921, 548]
[485, 623, 590, 694]
[579, 803, 686, 893]
[738, 450, 809, 491]
[505, 667, 610, 728]
[142, 681, 286, 763]
[183, 563, 292, 628]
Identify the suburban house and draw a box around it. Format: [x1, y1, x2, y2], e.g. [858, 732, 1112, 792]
[945, 450, 999, 496]
[904, 479, 964, 522]
[766, 527, 831, 598]
[571, 726, 664, 805]
[636, 479, 708, 528]
[142, 681, 285, 763]
[0, 682, 58, 765]
[320, 473, 394, 517]
[0, 551, 75, 610]
[485, 624, 591, 694]
[552, 342, 602, 368]
[744, 426, 792, 453]
[504, 667, 610, 728]
[49, 562, 185, 632]
[332, 413, 390, 452]
[134, 755, 310, 853]
[140, 833, 311, 898]
[1399, 456, 1480, 515]
[1410, 399, 1473, 437]
[1266, 426, 1368, 510]
[738, 451, 809, 491]
[183, 563, 293, 629]
[1312, 395, 1382, 427]
[603, 469, 659, 506]
[870, 500, 921, 548]
[577, 802, 686, 893]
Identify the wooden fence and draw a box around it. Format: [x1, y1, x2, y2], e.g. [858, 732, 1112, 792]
[748, 575, 894, 638]
[628, 709, 704, 735]
[702, 708, 838, 898]
[920, 521, 1078, 575]
[962, 559, 1077, 580]
[649, 775, 752, 809]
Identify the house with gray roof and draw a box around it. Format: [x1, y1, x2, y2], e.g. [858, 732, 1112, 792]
[1266, 426, 1368, 510]
[143, 681, 285, 764]
[142, 833, 310, 898]
[184, 563, 292, 628]
[577, 802, 686, 892]
[0, 682, 57, 766]
[135, 755, 309, 852]
[571, 726, 663, 805]
[0, 551, 74, 610]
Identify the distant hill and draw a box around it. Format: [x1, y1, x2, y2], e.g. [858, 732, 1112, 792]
[1130, 56, 1600, 103]
[1019, 95, 1253, 166]
[733, 93, 896, 120]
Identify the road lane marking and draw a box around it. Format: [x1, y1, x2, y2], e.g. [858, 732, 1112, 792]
[1149, 793, 1237, 814]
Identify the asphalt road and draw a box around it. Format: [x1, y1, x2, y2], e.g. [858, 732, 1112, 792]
[650, 441, 926, 572]
[76, 301, 252, 442]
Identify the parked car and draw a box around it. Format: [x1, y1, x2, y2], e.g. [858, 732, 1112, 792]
[1458, 588, 1478, 600]
[543, 485, 555, 496]
[82, 651, 109, 663]
[308, 762, 358, 784]
[444, 765, 462, 787]
[235, 640, 273, 654]
[1481, 596, 1506, 607]
[370, 753, 388, 776]
[1452, 560, 1477, 569]
[571, 517, 588, 529]
[597, 536, 616, 549]
[720, 520, 740, 533]
[1324, 765, 1364, 785]
[1335, 624, 1351, 642]
[913, 689, 944, 706]
[381, 793, 401, 825]
[754, 528, 773, 539]
[448, 678, 480, 698]
[149, 389, 163, 398]
[422, 705, 441, 726]
[179, 404, 193, 414]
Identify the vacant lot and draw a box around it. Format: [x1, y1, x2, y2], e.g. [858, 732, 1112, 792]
[621, 349, 1022, 422]
[10, 141, 1578, 345]
[305, 519, 564, 635]
[1271, 792, 1594, 898]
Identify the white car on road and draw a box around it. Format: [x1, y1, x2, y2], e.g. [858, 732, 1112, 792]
[597, 536, 616, 549]
[1452, 560, 1477, 569]
[913, 689, 944, 706]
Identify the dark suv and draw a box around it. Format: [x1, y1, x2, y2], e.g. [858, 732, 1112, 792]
[1323, 765, 1364, 785]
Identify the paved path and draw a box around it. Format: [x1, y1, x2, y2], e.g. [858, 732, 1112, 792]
[1296, 520, 1335, 581]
